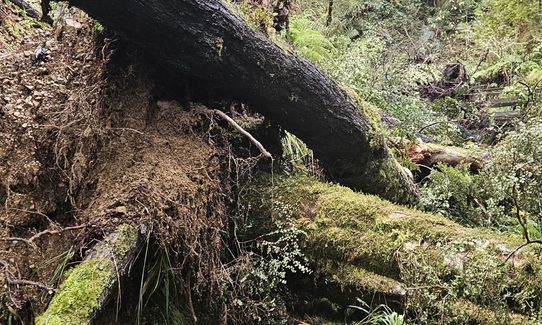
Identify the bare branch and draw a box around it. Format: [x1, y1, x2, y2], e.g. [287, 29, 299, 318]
[210, 109, 273, 159]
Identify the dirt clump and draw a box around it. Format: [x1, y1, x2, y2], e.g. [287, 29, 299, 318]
[1, 9, 230, 323]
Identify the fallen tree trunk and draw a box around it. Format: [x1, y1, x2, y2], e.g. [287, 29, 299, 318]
[248, 175, 542, 323]
[35, 224, 143, 325]
[407, 142, 485, 172]
[67, 0, 416, 204]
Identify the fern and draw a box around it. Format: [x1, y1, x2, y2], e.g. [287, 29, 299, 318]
[287, 16, 335, 63]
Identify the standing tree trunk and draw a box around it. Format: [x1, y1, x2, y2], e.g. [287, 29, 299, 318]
[68, 0, 417, 204]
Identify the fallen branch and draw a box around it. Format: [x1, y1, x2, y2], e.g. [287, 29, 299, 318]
[407, 142, 484, 171]
[36, 224, 144, 324]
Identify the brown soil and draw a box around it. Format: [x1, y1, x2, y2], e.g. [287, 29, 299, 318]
[1, 9, 229, 323]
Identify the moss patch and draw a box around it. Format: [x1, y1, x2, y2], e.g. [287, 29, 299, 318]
[109, 224, 139, 261]
[35, 259, 112, 325]
[35, 225, 139, 325]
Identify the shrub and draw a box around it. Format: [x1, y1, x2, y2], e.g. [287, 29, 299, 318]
[420, 163, 486, 226]
[476, 0, 542, 40]
[479, 120, 542, 237]
[429, 0, 480, 32]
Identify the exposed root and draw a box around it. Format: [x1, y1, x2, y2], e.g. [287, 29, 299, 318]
[0, 224, 87, 249]
[208, 108, 273, 159]
[0, 260, 54, 309]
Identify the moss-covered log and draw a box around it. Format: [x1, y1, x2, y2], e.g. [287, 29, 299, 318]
[249, 175, 542, 324]
[65, 0, 417, 204]
[35, 224, 143, 325]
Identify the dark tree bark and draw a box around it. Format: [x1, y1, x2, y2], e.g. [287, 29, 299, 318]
[7, 0, 41, 19]
[69, 0, 417, 204]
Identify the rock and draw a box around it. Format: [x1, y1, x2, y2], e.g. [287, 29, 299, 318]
[65, 18, 83, 29]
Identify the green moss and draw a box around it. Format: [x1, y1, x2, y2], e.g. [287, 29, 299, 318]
[35, 259, 112, 325]
[319, 260, 403, 295]
[440, 300, 527, 324]
[36, 225, 139, 325]
[249, 174, 542, 323]
[109, 224, 138, 261]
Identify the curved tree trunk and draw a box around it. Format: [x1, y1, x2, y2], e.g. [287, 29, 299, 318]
[68, 0, 417, 204]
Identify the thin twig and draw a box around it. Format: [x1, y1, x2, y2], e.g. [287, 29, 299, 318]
[470, 48, 490, 80]
[8, 278, 54, 292]
[107, 127, 145, 135]
[417, 121, 450, 133]
[505, 184, 542, 262]
[200, 107, 273, 159]
[505, 240, 542, 263]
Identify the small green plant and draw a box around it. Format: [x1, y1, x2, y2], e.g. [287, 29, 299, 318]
[476, 0, 542, 40]
[347, 298, 404, 325]
[429, 0, 479, 32]
[287, 16, 335, 63]
[479, 120, 542, 241]
[47, 248, 75, 287]
[281, 131, 322, 175]
[226, 202, 312, 324]
[282, 131, 312, 165]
